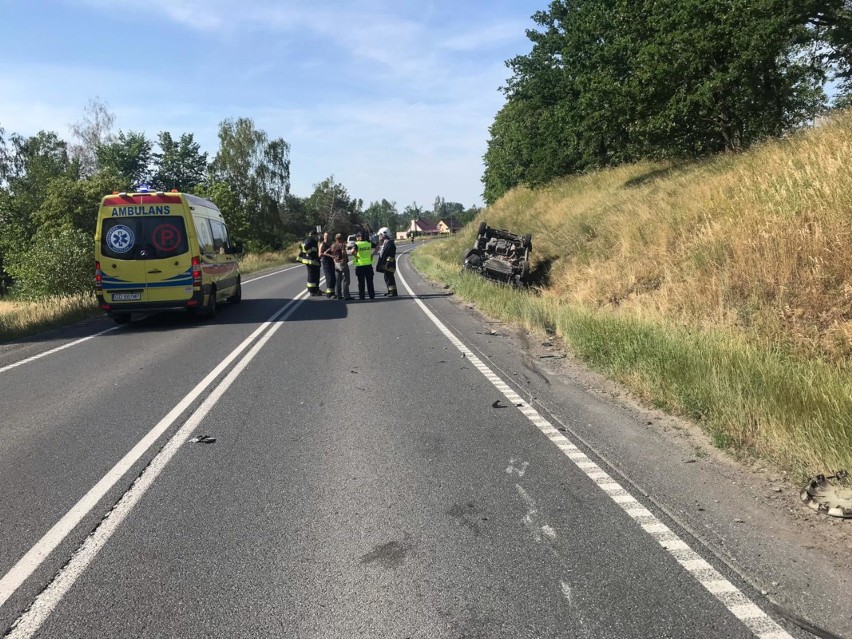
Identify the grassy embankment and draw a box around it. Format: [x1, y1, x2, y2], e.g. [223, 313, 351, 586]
[414, 112, 852, 477]
[0, 250, 295, 343]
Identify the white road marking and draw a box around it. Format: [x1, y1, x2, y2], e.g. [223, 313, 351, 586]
[0, 289, 310, 617]
[7, 286, 309, 638]
[0, 265, 298, 376]
[396, 267, 793, 639]
[0, 327, 120, 374]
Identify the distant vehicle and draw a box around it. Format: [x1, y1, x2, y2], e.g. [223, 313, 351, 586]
[462, 222, 531, 285]
[347, 234, 358, 244]
[95, 188, 242, 324]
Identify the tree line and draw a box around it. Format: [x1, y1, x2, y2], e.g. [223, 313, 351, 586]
[0, 99, 479, 298]
[482, 0, 852, 204]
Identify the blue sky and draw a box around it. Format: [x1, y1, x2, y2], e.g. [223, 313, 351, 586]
[0, 0, 542, 209]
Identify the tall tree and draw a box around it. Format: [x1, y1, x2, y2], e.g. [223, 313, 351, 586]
[151, 132, 207, 192]
[483, 0, 848, 204]
[95, 130, 152, 189]
[209, 117, 290, 250]
[303, 176, 362, 234]
[68, 98, 115, 178]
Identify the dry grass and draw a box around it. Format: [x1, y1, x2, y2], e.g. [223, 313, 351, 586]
[0, 294, 100, 342]
[415, 110, 852, 476]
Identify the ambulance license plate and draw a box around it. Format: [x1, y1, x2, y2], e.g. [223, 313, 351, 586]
[112, 292, 141, 301]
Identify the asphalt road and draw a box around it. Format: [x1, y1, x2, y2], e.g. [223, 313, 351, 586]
[0, 248, 822, 638]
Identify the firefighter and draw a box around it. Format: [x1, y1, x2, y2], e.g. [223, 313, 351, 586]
[297, 229, 322, 296]
[318, 231, 336, 298]
[353, 230, 376, 300]
[376, 227, 397, 297]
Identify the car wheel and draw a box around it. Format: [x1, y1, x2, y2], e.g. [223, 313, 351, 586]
[463, 249, 482, 269]
[477, 222, 486, 237]
[205, 286, 218, 317]
[521, 234, 532, 250]
[228, 277, 242, 304]
[520, 260, 530, 281]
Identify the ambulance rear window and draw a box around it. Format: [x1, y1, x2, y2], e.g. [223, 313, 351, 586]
[101, 217, 189, 260]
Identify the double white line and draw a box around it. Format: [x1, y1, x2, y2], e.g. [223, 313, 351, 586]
[1, 289, 310, 637]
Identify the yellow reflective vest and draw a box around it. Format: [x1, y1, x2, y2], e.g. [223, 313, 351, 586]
[354, 240, 373, 267]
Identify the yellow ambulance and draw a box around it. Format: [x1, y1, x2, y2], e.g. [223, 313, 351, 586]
[94, 189, 242, 324]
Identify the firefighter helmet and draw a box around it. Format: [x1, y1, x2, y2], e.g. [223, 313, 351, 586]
[378, 227, 391, 240]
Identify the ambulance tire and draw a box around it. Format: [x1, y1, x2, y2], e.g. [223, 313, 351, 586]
[204, 285, 218, 318]
[228, 277, 242, 304]
[111, 312, 131, 325]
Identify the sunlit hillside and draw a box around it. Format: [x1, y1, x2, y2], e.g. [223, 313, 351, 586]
[472, 111, 852, 362]
[416, 110, 852, 475]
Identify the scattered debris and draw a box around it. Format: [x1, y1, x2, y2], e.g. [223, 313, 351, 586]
[800, 470, 851, 518]
[492, 400, 507, 408]
[734, 518, 745, 523]
[539, 354, 566, 359]
[541, 341, 553, 347]
[189, 435, 216, 444]
[684, 459, 697, 464]
[461, 353, 466, 358]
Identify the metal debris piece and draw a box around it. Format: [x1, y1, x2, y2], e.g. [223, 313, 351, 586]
[800, 470, 851, 518]
[492, 400, 507, 408]
[189, 435, 216, 444]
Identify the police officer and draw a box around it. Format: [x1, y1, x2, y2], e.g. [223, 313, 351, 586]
[376, 227, 397, 297]
[298, 229, 321, 296]
[353, 230, 376, 300]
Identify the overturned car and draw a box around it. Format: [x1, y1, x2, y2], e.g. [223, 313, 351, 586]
[462, 222, 532, 285]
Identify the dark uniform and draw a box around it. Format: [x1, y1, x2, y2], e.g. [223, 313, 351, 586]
[376, 235, 397, 297]
[298, 231, 321, 295]
[319, 232, 336, 298]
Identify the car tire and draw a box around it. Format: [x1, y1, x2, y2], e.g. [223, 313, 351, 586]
[477, 222, 487, 237]
[463, 248, 483, 268]
[228, 277, 242, 304]
[205, 285, 218, 317]
[521, 234, 532, 250]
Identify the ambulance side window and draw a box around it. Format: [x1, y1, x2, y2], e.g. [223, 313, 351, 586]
[194, 218, 215, 255]
[210, 220, 229, 254]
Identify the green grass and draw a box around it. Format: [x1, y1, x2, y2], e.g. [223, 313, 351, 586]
[412, 249, 852, 478]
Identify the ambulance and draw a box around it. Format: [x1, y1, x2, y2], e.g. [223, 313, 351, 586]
[94, 188, 242, 324]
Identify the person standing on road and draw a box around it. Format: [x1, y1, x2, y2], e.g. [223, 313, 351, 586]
[353, 230, 376, 300]
[318, 231, 336, 298]
[326, 233, 353, 300]
[375, 227, 397, 297]
[298, 229, 321, 296]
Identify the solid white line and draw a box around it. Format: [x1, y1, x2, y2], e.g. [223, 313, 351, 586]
[0, 327, 120, 374]
[243, 264, 300, 284]
[395, 266, 792, 639]
[0, 265, 297, 376]
[0, 290, 309, 613]
[6, 286, 308, 638]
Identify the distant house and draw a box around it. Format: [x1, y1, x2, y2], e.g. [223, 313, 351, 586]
[407, 219, 440, 236]
[437, 219, 462, 234]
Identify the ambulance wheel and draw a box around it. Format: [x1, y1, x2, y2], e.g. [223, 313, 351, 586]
[228, 277, 242, 304]
[111, 312, 131, 325]
[205, 286, 218, 317]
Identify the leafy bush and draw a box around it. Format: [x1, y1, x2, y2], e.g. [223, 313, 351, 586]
[6, 228, 94, 299]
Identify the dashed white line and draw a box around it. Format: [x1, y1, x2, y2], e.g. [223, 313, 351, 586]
[396, 267, 793, 639]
